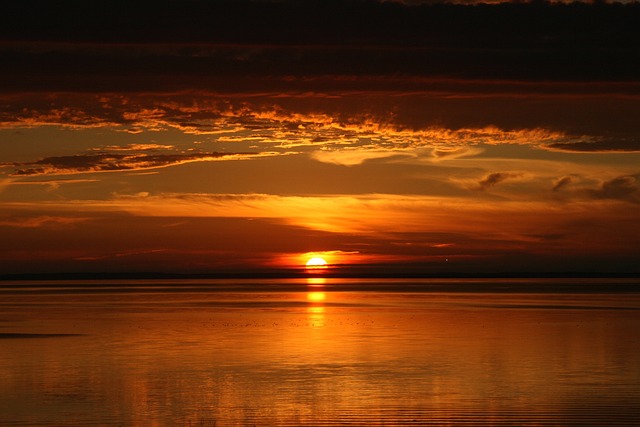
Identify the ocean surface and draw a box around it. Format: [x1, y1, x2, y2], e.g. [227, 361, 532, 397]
[1, 277, 639, 426]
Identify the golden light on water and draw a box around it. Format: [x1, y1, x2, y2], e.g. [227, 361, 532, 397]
[307, 291, 326, 303]
[306, 291, 326, 328]
[306, 277, 326, 287]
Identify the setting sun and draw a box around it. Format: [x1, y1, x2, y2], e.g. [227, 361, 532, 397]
[305, 257, 328, 269]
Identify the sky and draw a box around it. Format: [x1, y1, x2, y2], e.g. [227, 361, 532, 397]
[1, 0, 639, 277]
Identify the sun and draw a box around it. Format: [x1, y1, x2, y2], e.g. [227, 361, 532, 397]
[305, 257, 328, 269]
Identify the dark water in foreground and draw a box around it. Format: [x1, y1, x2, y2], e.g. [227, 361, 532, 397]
[1, 278, 639, 426]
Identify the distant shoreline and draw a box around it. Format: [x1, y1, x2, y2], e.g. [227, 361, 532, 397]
[2, 271, 639, 281]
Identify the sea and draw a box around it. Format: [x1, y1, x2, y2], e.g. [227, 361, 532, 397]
[1, 277, 639, 426]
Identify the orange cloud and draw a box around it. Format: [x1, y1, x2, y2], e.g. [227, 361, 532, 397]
[89, 143, 175, 151]
[0, 92, 600, 153]
[310, 149, 413, 166]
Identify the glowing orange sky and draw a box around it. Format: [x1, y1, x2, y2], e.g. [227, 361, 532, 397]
[1, 87, 638, 276]
[1, 1, 639, 276]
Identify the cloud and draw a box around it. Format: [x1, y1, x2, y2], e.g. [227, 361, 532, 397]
[310, 149, 412, 166]
[2, 193, 638, 275]
[545, 138, 640, 153]
[6, 192, 639, 259]
[309, 142, 483, 167]
[0, 215, 90, 228]
[1, 178, 99, 191]
[278, 249, 363, 267]
[41, 192, 549, 238]
[5, 152, 264, 176]
[552, 175, 575, 192]
[587, 174, 640, 204]
[430, 243, 454, 248]
[0, 92, 586, 151]
[74, 248, 167, 261]
[89, 144, 175, 152]
[3, 1, 640, 91]
[524, 233, 566, 242]
[431, 146, 483, 160]
[0, 106, 121, 130]
[475, 172, 522, 191]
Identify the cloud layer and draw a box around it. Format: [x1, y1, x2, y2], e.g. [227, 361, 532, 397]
[4, 91, 639, 166]
[2, 191, 638, 274]
[2, 1, 640, 87]
[5, 152, 261, 176]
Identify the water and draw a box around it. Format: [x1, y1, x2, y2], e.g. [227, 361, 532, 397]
[1, 278, 639, 426]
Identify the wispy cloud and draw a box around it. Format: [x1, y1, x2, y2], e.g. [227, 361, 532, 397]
[587, 174, 640, 204]
[310, 149, 413, 166]
[549, 173, 640, 204]
[10, 191, 626, 238]
[5, 152, 265, 176]
[431, 147, 484, 160]
[0, 215, 90, 228]
[89, 143, 175, 152]
[552, 175, 576, 192]
[74, 248, 167, 261]
[474, 172, 523, 191]
[545, 138, 640, 153]
[3, 192, 638, 273]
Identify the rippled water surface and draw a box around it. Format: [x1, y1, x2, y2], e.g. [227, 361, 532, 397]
[1, 278, 639, 426]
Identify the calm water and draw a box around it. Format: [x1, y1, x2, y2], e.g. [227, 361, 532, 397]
[1, 278, 639, 426]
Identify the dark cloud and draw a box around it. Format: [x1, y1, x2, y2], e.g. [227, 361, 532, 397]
[524, 233, 567, 242]
[1, 2, 639, 94]
[546, 139, 640, 153]
[552, 175, 575, 192]
[475, 172, 521, 191]
[587, 174, 640, 204]
[3, 0, 638, 49]
[5, 89, 639, 151]
[5, 152, 257, 176]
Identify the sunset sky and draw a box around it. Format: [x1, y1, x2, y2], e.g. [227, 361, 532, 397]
[1, 0, 639, 276]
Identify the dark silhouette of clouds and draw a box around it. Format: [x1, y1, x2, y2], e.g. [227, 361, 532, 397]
[547, 138, 640, 153]
[1, 1, 640, 93]
[552, 175, 575, 192]
[475, 172, 521, 191]
[588, 174, 640, 204]
[6, 152, 257, 176]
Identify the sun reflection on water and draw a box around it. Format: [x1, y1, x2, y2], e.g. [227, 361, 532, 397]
[306, 277, 326, 287]
[307, 291, 326, 303]
[306, 290, 326, 327]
